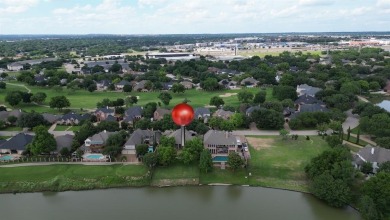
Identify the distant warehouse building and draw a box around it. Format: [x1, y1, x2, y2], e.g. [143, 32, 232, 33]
[7, 58, 57, 71]
[145, 52, 198, 61]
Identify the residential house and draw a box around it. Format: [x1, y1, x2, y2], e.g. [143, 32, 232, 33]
[96, 80, 111, 91]
[153, 108, 171, 121]
[54, 134, 74, 155]
[94, 107, 115, 122]
[296, 84, 322, 97]
[58, 113, 90, 125]
[104, 115, 117, 122]
[0, 133, 34, 154]
[180, 81, 193, 89]
[213, 109, 234, 120]
[245, 106, 261, 117]
[354, 145, 390, 173]
[289, 103, 329, 120]
[122, 129, 162, 155]
[42, 113, 61, 124]
[165, 129, 196, 148]
[115, 80, 131, 90]
[217, 69, 241, 76]
[123, 106, 143, 125]
[0, 109, 23, 123]
[208, 67, 220, 73]
[294, 95, 324, 105]
[194, 107, 211, 120]
[203, 130, 242, 166]
[219, 79, 237, 89]
[82, 130, 116, 153]
[163, 82, 173, 90]
[133, 80, 150, 92]
[240, 77, 259, 87]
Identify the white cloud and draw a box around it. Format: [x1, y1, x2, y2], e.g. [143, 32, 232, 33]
[299, 0, 334, 6]
[377, 0, 390, 8]
[0, 0, 39, 13]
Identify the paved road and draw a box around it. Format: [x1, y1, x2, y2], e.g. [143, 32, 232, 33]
[0, 131, 74, 137]
[342, 109, 360, 133]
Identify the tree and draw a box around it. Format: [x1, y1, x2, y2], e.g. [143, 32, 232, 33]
[31, 92, 47, 104]
[123, 84, 132, 93]
[172, 83, 185, 93]
[362, 172, 390, 218]
[347, 126, 351, 141]
[136, 144, 149, 157]
[125, 96, 138, 106]
[7, 115, 17, 125]
[253, 90, 266, 104]
[157, 147, 176, 166]
[361, 162, 373, 174]
[199, 149, 213, 173]
[272, 85, 298, 101]
[143, 152, 158, 169]
[220, 120, 234, 132]
[158, 92, 172, 106]
[279, 129, 290, 140]
[160, 136, 176, 148]
[358, 196, 380, 220]
[325, 135, 342, 148]
[378, 161, 390, 173]
[201, 77, 220, 91]
[237, 90, 254, 103]
[102, 131, 127, 157]
[17, 112, 47, 129]
[316, 123, 328, 139]
[227, 152, 244, 172]
[356, 129, 360, 144]
[310, 172, 351, 208]
[97, 121, 120, 132]
[49, 96, 70, 111]
[87, 84, 97, 92]
[30, 125, 56, 155]
[209, 96, 224, 107]
[60, 147, 71, 157]
[0, 82, 6, 89]
[5, 91, 22, 106]
[329, 121, 342, 133]
[251, 108, 284, 130]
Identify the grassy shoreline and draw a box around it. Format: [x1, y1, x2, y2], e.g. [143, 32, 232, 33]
[0, 136, 329, 194]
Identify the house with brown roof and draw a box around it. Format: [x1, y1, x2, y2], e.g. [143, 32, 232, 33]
[82, 130, 117, 153]
[153, 108, 171, 121]
[94, 106, 115, 122]
[213, 109, 234, 120]
[180, 81, 193, 89]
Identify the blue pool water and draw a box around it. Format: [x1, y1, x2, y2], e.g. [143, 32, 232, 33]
[86, 154, 103, 159]
[213, 156, 228, 162]
[0, 155, 14, 161]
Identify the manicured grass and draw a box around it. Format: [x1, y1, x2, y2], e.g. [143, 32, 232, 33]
[365, 94, 390, 104]
[0, 164, 150, 193]
[344, 134, 370, 147]
[53, 125, 79, 131]
[152, 163, 200, 186]
[0, 126, 23, 131]
[1, 82, 276, 113]
[200, 136, 330, 192]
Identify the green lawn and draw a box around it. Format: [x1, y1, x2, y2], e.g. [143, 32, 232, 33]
[344, 134, 370, 147]
[200, 136, 330, 192]
[0, 126, 23, 131]
[152, 163, 200, 186]
[1, 83, 275, 113]
[0, 164, 150, 193]
[53, 125, 80, 131]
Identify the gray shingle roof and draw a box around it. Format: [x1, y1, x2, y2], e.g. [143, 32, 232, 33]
[95, 107, 114, 114]
[246, 106, 261, 115]
[0, 133, 33, 151]
[299, 104, 328, 113]
[124, 106, 143, 122]
[125, 129, 161, 146]
[104, 115, 117, 122]
[87, 131, 116, 144]
[204, 130, 238, 146]
[116, 80, 131, 86]
[167, 129, 196, 145]
[297, 84, 322, 96]
[194, 107, 210, 118]
[295, 95, 324, 105]
[355, 145, 390, 165]
[55, 134, 74, 151]
[42, 113, 61, 124]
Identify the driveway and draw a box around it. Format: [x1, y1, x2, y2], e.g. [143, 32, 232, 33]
[342, 109, 360, 132]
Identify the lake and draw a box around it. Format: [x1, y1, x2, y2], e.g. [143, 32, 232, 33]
[0, 186, 361, 220]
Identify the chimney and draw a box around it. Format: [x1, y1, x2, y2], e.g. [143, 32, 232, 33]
[371, 148, 375, 155]
[104, 130, 106, 133]
[106, 106, 108, 109]
[225, 131, 228, 138]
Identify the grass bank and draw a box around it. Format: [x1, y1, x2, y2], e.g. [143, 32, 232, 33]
[1, 83, 275, 113]
[0, 164, 150, 193]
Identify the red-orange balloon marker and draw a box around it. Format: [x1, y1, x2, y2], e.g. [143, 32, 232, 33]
[171, 103, 194, 147]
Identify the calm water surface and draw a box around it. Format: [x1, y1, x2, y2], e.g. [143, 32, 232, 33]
[0, 186, 361, 220]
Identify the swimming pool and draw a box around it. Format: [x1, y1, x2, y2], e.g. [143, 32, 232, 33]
[0, 155, 14, 161]
[212, 156, 228, 162]
[84, 154, 105, 160]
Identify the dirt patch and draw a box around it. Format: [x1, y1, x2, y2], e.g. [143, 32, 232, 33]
[219, 93, 237, 98]
[246, 137, 275, 150]
[151, 178, 199, 186]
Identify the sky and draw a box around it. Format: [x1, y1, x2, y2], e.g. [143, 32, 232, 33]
[0, 0, 389, 34]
